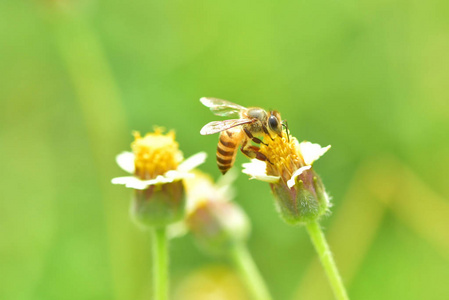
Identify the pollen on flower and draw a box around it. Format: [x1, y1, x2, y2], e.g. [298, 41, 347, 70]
[131, 128, 183, 180]
[259, 132, 305, 182]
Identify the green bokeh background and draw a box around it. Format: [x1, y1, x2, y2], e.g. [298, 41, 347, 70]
[1, 0, 448, 299]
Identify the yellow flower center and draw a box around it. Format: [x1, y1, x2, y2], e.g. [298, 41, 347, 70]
[259, 132, 306, 182]
[131, 128, 183, 180]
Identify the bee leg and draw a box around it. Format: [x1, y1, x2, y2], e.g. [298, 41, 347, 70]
[261, 123, 274, 141]
[243, 128, 268, 146]
[240, 143, 273, 165]
[255, 151, 273, 165]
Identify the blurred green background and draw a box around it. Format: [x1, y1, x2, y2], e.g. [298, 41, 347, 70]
[1, 0, 449, 299]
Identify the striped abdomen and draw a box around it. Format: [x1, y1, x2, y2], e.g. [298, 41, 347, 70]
[216, 129, 243, 174]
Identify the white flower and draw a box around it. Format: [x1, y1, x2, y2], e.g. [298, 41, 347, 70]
[184, 169, 250, 252]
[184, 169, 237, 214]
[242, 140, 331, 188]
[167, 170, 238, 239]
[111, 151, 207, 190]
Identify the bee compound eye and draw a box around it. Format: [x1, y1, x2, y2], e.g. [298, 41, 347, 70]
[269, 115, 278, 129]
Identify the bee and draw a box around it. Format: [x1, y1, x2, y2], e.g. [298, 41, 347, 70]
[200, 97, 285, 175]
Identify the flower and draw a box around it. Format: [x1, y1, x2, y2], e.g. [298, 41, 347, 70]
[184, 170, 250, 255]
[242, 132, 331, 224]
[112, 129, 206, 190]
[111, 128, 207, 228]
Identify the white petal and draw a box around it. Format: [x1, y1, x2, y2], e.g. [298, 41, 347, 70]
[242, 160, 280, 183]
[165, 170, 180, 179]
[249, 174, 280, 183]
[165, 170, 194, 181]
[178, 152, 207, 172]
[287, 166, 312, 188]
[115, 152, 135, 174]
[299, 142, 331, 165]
[112, 172, 186, 190]
[242, 159, 267, 176]
[111, 176, 149, 190]
[142, 175, 175, 187]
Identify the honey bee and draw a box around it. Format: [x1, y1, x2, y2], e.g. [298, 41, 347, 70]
[200, 97, 285, 175]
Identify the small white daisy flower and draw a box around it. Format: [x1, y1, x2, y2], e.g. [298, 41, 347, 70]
[183, 170, 250, 254]
[242, 139, 330, 188]
[111, 129, 206, 190]
[242, 133, 331, 224]
[111, 128, 206, 228]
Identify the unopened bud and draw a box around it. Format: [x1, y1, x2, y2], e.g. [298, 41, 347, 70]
[184, 171, 250, 255]
[270, 168, 329, 224]
[187, 200, 250, 255]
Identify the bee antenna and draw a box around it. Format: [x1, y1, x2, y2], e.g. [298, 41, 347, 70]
[282, 120, 290, 142]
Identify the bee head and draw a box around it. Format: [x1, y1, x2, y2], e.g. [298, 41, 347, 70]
[268, 110, 283, 137]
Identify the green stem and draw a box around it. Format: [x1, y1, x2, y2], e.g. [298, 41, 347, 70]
[306, 220, 349, 300]
[230, 243, 272, 300]
[153, 227, 168, 300]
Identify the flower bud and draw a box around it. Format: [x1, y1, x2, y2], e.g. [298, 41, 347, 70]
[184, 171, 250, 255]
[187, 201, 249, 255]
[270, 168, 329, 225]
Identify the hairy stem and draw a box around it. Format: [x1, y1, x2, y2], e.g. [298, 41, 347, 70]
[306, 220, 349, 300]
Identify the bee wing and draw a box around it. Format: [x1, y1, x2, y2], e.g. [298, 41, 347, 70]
[200, 119, 254, 135]
[200, 97, 247, 117]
